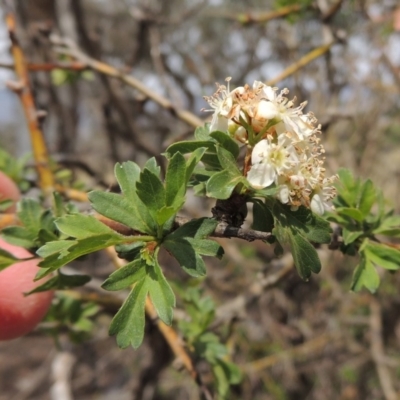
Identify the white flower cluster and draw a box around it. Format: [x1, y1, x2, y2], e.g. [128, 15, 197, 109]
[203, 78, 336, 214]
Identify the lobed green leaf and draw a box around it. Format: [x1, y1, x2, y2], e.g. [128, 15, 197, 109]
[102, 259, 146, 291]
[109, 280, 148, 348]
[136, 168, 166, 223]
[89, 191, 155, 234]
[148, 261, 175, 325]
[55, 214, 123, 239]
[351, 256, 380, 292]
[165, 152, 186, 210]
[206, 171, 243, 199]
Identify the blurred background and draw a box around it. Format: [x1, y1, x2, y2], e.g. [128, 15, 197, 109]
[0, 0, 400, 399]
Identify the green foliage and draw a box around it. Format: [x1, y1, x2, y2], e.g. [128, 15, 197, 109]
[0, 247, 20, 271]
[26, 271, 91, 295]
[42, 293, 100, 344]
[1, 198, 58, 250]
[0, 147, 31, 192]
[108, 254, 175, 349]
[327, 169, 400, 292]
[163, 218, 224, 277]
[30, 158, 224, 349]
[51, 68, 94, 86]
[252, 198, 332, 280]
[178, 288, 242, 398]
[4, 123, 400, 400]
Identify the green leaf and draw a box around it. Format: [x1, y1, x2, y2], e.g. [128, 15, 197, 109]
[337, 207, 364, 222]
[17, 198, 43, 234]
[373, 215, 400, 236]
[185, 147, 207, 184]
[55, 214, 122, 239]
[26, 272, 91, 294]
[114, 161, 141, 201]
[0, 248, 19, 271]
[335, 169, 359, 207]
[0, 199, 14, 211]
[109, 279, 148, 348]
[206, 171, 243, 199]
[342, 228, 364, 245]
[163, 238, 207, 277]
[53, 192, 66, 218]
[357, 179, 376, 216]
[252, 200, 274, 233]
[268, 200, 332, 244]
[89, 191, 155, 234]
[115, 242, 144, 261]
[165, 152, 186, 210]
[252, 186, 278, 197]
[351, 256, 380, 292]
[288, 230, 321, 280]
[36, 240, 77, 258]
[194, 124, 211, 141]
[167, 218, 218, 239]
[166, 141, 215, 157]
[148, 260, 175, 325]
[337, 168, 356, 189]
[210, 131, 239, 158]
[154, 206, 176, 226]
[144, 157, 161, 177]
[0, 226, 36, 248]
[363, 241, 400, 270]
[37, 234, 125, 277]
[136, 168, 166, 222]
[213, 361, 230, 397]
[201, 153, 222, 170]
[186, 238, 224, 258]
[102, 259, 146, 291]
[215, 146, 241, 173]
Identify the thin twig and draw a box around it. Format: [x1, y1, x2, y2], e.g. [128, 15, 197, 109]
[0, 61, 88, 71]
[4, 9, 54, 194]
[50, 35, 203, 129]
[174, 216, 272, 242]
[205, 4, 305, 24]
[245, 331, 342, 372]
[266, 42, 335, 87]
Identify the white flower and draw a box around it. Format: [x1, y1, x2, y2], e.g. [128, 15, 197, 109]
[310, 177, 337, 215]
[247, 136, 298, 189]
[203, 78, 244, 133]
[253, 86, 315, 140]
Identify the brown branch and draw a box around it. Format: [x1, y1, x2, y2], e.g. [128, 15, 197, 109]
[50, 35, 203, 129]
[321, 0, 344, 22]
[0, 61, 88, 71]
[266, 42, 335, 87]
[369, 296, 398, 400]
[206, 4, 305, 24]
[245, 331, 342, 372]
[175, 216, 273, 241]
[4, 9, 54, 194]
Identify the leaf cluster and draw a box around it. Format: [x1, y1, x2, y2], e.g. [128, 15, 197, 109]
[25, 156, 224, 348]
[178, 287, 242, 399]
[41, 293, 100, 344]
[327, 169, 400, 292]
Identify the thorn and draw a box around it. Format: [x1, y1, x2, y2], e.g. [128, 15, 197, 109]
[6, 79, 24, 93]
[36, 110, 48, 122]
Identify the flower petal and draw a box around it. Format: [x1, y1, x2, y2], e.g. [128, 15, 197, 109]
[251, 139, 270, 164]
[247, 163, 275, 189]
